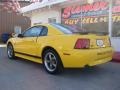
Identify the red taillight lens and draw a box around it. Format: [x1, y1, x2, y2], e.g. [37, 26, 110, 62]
[74, 39, 90, 49]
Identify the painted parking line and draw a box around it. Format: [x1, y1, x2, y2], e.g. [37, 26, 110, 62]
[0, 45, 6, 47]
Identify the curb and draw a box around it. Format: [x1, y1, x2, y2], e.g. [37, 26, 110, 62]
[0, 45, 6, 47]
[112, 52, 120, 63]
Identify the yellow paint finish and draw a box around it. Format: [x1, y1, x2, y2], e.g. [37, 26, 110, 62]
[15, 53, 42, 63]
[7, 24, 113, 68]
[60, 47, 113, 68]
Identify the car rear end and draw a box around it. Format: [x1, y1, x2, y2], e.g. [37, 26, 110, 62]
[60, 34, 113, 68]
[51, 23, 113, 68]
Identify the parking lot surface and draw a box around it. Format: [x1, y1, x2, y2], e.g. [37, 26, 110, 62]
[0, 47, 120, 90]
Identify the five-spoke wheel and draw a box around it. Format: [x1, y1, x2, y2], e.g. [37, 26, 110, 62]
[43, 49, 63, 74]
[7, 43, 15, 59]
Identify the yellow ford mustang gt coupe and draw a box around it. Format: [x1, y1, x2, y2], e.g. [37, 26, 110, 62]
[7, 23, 113, 74]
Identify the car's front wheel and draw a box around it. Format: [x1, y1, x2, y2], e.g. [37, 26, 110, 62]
[43, 49, 63, 74]
[7, 43, 15, 59]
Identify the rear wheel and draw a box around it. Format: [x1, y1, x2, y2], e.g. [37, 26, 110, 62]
[42, 49, 63, 74]
[7, 43, 15, 59]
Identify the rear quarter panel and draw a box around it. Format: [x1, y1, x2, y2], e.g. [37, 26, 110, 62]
[36, 35, 76, 57]
[36, 34, 113, 67]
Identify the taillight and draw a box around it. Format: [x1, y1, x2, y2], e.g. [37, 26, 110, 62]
[74, 39, 90, 49]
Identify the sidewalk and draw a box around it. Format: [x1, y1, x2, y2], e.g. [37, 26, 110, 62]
[0, 44, 6, 47]
[112, 52, 120, 62]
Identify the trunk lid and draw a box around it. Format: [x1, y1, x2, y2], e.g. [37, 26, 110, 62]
[74, 34, 111, 49]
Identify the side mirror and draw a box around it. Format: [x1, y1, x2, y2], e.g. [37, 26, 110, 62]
[18, 34, 23, 38]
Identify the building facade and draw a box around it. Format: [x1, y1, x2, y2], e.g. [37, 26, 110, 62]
[0, 1, 31, 41]
[22, 0, 120, 52]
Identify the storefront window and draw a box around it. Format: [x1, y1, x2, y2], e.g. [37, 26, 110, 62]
[112, 0, 120, 37]
[82, 1, 109, 34]
[48, 18, 56, 23]
[61, 0, 109, 35]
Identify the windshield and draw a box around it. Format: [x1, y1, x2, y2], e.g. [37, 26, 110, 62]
[51, 23, 108, 35]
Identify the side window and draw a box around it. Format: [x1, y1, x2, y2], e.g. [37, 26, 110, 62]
[23, 28, 32, 37]
[23, 27, 43, 37]
[30, 27, 42, 37]
[40, 26, 48, 36]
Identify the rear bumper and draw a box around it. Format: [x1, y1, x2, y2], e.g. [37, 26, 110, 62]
[60, 47, 113, 68]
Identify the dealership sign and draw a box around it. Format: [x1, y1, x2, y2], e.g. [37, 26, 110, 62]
[63, 15, 120, 25]
[62, 1, 120, 25]
[62, 1, 108, 19]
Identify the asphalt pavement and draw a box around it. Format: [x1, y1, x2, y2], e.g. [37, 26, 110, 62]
[0, 47, 120, 90]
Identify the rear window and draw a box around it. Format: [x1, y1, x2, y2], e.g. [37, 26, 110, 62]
[51, 23, 73, 34]
[51, 23, 108, 35]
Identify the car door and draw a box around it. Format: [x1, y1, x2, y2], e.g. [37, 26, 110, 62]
[14, 26, 43, 56]
[35, 26, 49, 57]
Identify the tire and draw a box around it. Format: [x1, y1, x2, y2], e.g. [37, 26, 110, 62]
[42, 49, 63, 74]
[7, 43, 15, 59]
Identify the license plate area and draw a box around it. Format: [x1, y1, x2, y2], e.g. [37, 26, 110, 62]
[96, 39, 105, 47]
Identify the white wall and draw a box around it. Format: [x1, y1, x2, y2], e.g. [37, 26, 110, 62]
[111, 38, 120, 52]
[31, 9, 61, 25]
